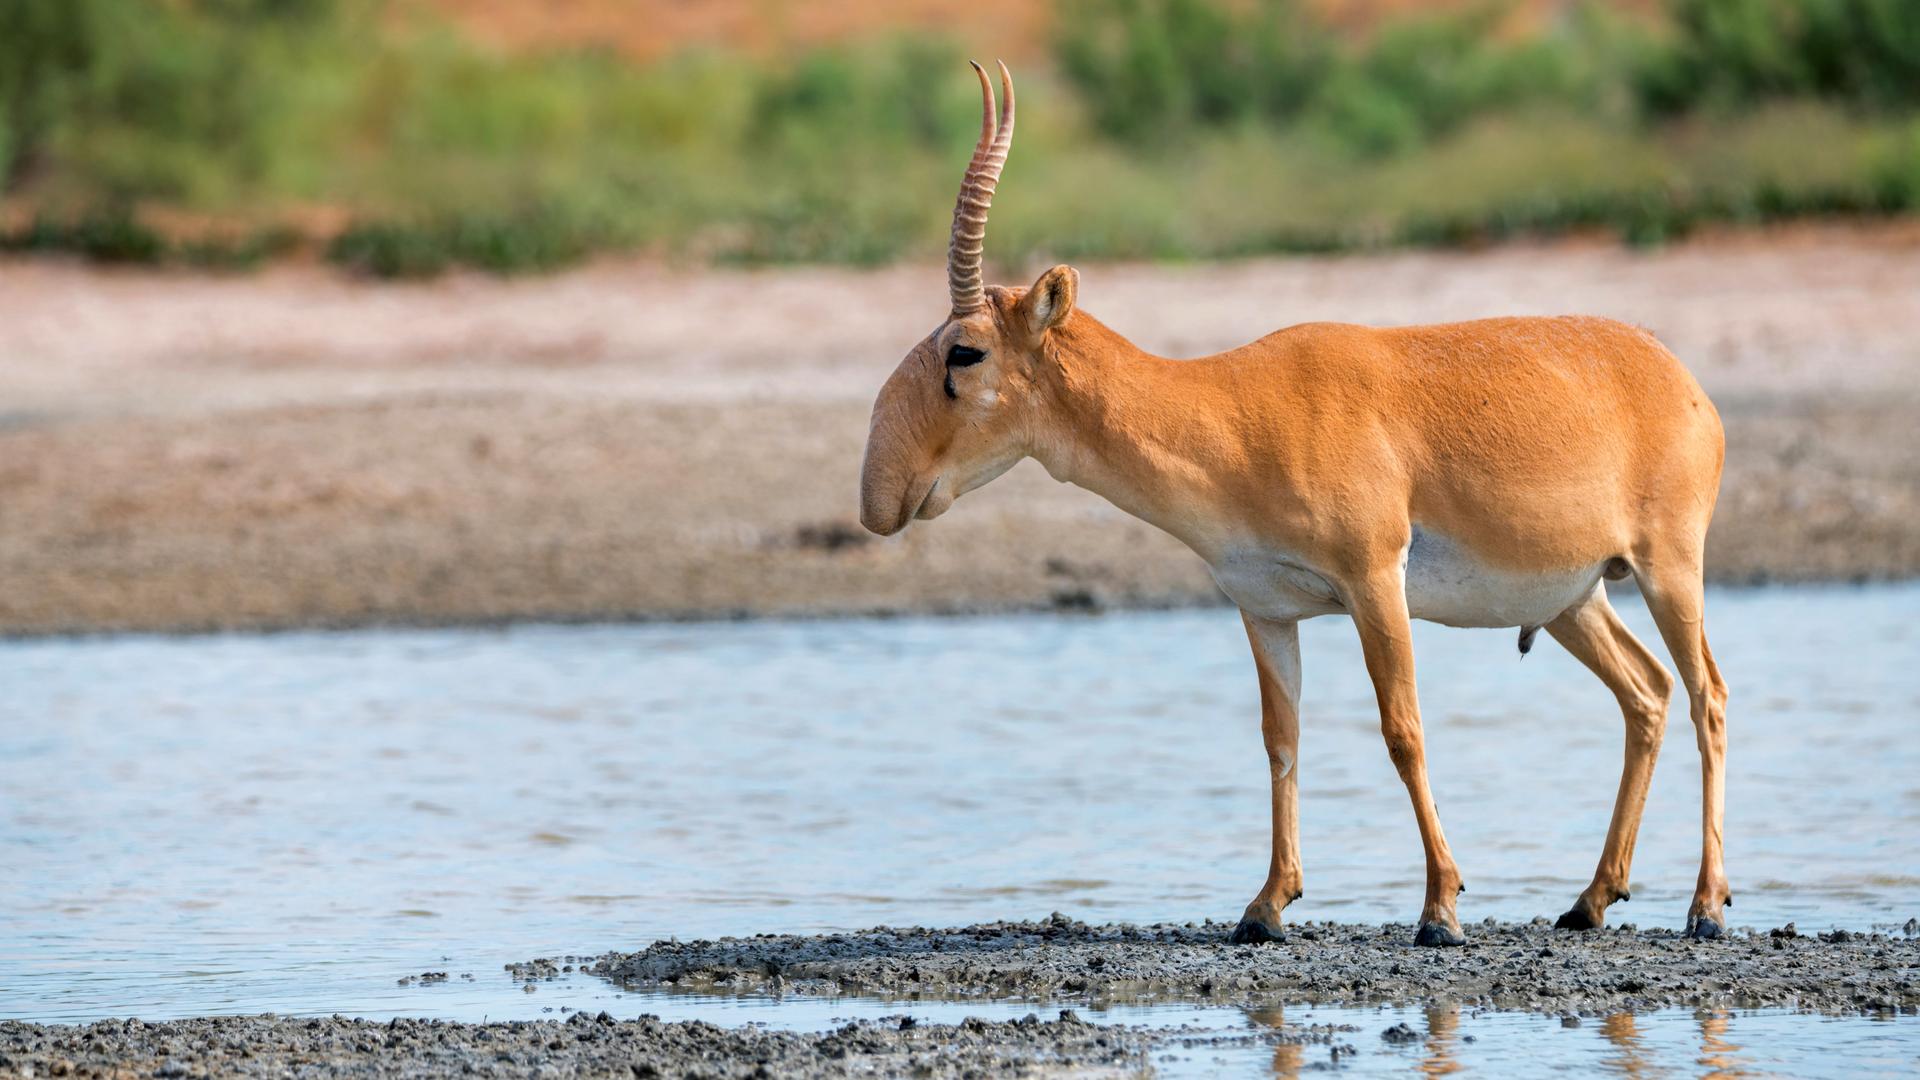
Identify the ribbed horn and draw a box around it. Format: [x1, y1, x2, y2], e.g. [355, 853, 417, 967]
[948, 60, 1014, 316]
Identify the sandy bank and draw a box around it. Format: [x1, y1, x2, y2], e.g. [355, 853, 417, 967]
[3, 228, 1918, 635]
[583, 916, 1920, 1016]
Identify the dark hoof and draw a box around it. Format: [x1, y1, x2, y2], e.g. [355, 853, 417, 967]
[1230, 918, 1285, 945]
[1555, 907, 1600, 931]
[1686, 914, 1723, 940]
[1414, 921, 1466, 948]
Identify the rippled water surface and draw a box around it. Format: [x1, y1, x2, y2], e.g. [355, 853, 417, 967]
[4, 585, 1917, 1042]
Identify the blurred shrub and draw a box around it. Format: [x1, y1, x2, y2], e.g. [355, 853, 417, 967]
[0, 1, 96, 190]
[1057, 0, 1920, 156]
[328, 207, 595, 278]
[1872, 121, 1920, 208]
[1319, 11, 1601, 155]
[1055, 0, 1331, 142]
[0, 205, 298, 268]
[1638, 0, 1920, 114]
[3, 0, 1920, 272]
[310, 34, 977, 272]
[1054, 0, 1605, 155]
[751, 38, 965, 149]
[1, 205, 166, 262]
[0, 0, 350, 202]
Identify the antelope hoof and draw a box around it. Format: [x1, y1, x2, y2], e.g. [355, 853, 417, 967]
[1230, 918, 1286, 945]
[1685, 913, 1723, 940]
[1414, 921, 1466, 948]
[1554, 907, 1601, 931]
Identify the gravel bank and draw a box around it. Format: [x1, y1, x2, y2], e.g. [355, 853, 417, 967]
[0, 1009, 1371, 1079]
[7, 920, 1913, 1077]
[586, 915, 1920, 1016]
[0, 1011, 1155, 1078]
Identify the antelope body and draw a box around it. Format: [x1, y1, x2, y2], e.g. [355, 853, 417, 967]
[861, 64, 1730, 946]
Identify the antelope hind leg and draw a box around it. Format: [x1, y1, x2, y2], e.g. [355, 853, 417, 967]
[1636, 553, 1731, 940]
[1542, 584, 1673, 930]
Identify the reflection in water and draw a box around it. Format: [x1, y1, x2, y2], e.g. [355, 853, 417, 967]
[1243, 1003, 1302, 1077]
[1212, 1006, 1901, 1080]
[1600, 1012, 1662, 1078]
[1242, 1001, 1467, 1078]
[1697, 1010, 1754, 1080]
[1420, 1003, 1463, 1078]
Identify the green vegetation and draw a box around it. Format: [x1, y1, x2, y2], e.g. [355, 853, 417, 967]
[1055, 0, 1611, 156]
[4, 0, 1920, 276]
[0, 206, 301, 269]
[1638, 0, 1920, 114]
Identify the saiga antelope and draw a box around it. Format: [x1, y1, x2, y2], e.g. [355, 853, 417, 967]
[859, 63, 1730, 946]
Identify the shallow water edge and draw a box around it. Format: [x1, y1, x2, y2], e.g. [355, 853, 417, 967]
[6, 998, 1916, 1079]
[5, 585, 1918, 1029]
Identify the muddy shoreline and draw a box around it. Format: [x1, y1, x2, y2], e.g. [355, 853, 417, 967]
[582, 916, 1920, 1017]
[3, 231, 1919, 636]
[0, 1011, 1166, 1079]
[7, 919, 1914, 1078]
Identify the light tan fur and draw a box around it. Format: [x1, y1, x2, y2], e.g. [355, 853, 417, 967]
[860, 66, 1730, 946]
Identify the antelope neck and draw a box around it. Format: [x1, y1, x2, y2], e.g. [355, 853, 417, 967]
[1027, 315, 1241, 552]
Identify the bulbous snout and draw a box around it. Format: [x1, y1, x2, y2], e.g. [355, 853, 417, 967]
[862, 449, 949, 535]
[861, 339, 963, 535]
[860, 393, 923, 536]
[859, 450, 910, 536]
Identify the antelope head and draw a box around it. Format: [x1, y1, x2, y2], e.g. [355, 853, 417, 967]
[859, 61, 1080, 536]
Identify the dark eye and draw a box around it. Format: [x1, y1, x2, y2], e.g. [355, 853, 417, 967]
[944, 345, 985, 399]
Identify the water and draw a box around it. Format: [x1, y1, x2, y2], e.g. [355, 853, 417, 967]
[329, 982, 1920, 1079]
[3, 586, 1917, 1065]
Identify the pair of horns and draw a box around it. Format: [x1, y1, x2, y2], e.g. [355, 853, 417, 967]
[949, 60, 1014, 316]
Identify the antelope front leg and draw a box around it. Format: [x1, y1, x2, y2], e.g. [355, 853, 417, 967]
[1231, 613, 1302, 945]
[1349, 570, 1467, 947]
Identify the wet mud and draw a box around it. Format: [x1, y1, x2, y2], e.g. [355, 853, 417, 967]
[9, 919, 1914, 1076]
[586, 915, 1920, 1016]
[0, 1009, 1360, 1079]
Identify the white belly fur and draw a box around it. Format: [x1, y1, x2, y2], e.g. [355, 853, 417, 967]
[1402, 525, 1603, 628]
[1208, 549, 1345, 623]
[1209, 525, 1605, 629]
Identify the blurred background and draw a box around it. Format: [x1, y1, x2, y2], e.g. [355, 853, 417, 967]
[0, 0, 1916, 635]
[7, 0, 1920, 269]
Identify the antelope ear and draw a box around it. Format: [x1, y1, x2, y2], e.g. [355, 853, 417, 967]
[1018, 264, 1077, 336]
